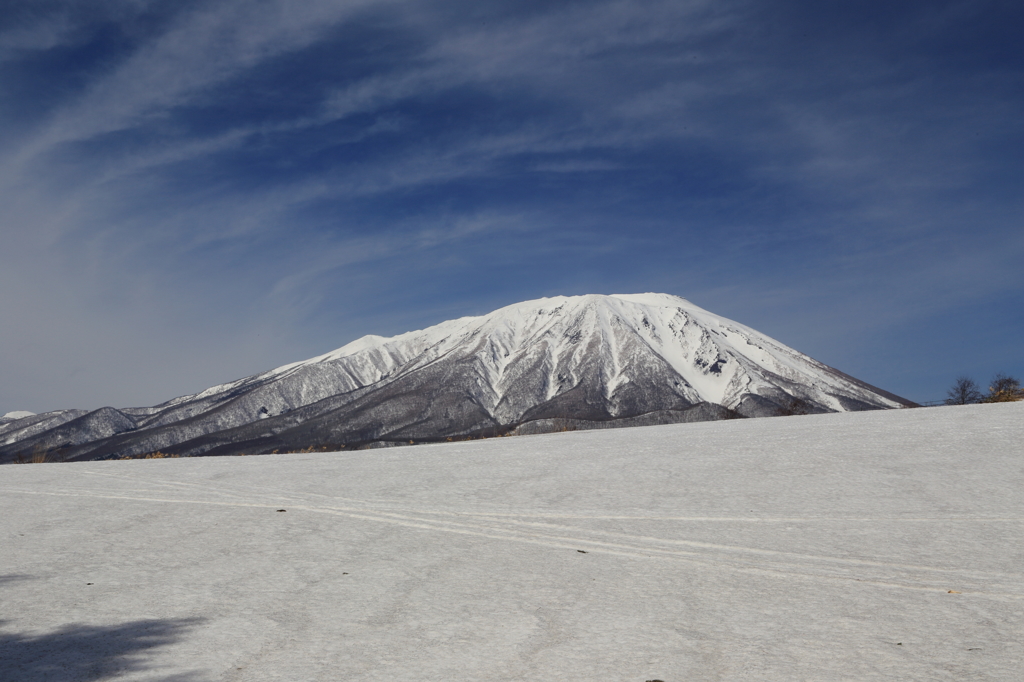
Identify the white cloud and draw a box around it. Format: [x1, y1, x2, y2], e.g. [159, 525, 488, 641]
[1, 0, 1021, 411]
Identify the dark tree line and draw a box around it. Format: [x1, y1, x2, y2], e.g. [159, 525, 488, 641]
[946, 373, 1022, 404]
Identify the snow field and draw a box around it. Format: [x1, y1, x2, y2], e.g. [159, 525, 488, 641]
[1, 402, 1022, 681]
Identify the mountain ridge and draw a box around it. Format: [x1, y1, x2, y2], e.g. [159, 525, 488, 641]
[0, 293, 915, 462]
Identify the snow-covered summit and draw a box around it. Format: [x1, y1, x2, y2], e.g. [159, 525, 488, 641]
[0, 294, 913, 462]
[258, 292, 908, 416]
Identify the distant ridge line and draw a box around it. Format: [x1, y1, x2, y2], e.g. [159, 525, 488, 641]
[0, 293, 915, 462]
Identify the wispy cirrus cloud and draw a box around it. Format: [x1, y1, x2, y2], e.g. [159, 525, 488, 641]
[0, 0, 1021, 412]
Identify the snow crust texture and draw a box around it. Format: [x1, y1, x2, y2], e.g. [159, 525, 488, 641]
[0, 293, 913, 461]
[1, 403, 1021, 681]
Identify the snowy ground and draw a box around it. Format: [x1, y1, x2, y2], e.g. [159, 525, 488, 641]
[1, 403, 1022, 681]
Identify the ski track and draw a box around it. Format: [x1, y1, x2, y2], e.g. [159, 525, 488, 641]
[6, 482, 1022, 602]
[74, 468, 1024, 523]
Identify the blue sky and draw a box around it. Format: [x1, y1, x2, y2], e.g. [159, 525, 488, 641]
[1, 0, 1021, 413]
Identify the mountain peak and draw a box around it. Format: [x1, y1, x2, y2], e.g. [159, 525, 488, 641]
[0, 294, 914, 462]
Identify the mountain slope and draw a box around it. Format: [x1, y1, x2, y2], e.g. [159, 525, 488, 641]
[0, 293, 914, 462]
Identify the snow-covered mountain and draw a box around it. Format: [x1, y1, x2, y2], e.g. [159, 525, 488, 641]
[0, 293, 914, 462]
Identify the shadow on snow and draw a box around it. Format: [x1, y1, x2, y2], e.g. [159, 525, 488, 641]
[0, 592, 204, 682]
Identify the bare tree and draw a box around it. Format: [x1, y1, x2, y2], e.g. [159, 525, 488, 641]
[983, 373, 1023, 403]
[780, 396, 811, 416]
[946, 376, 983, 405]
